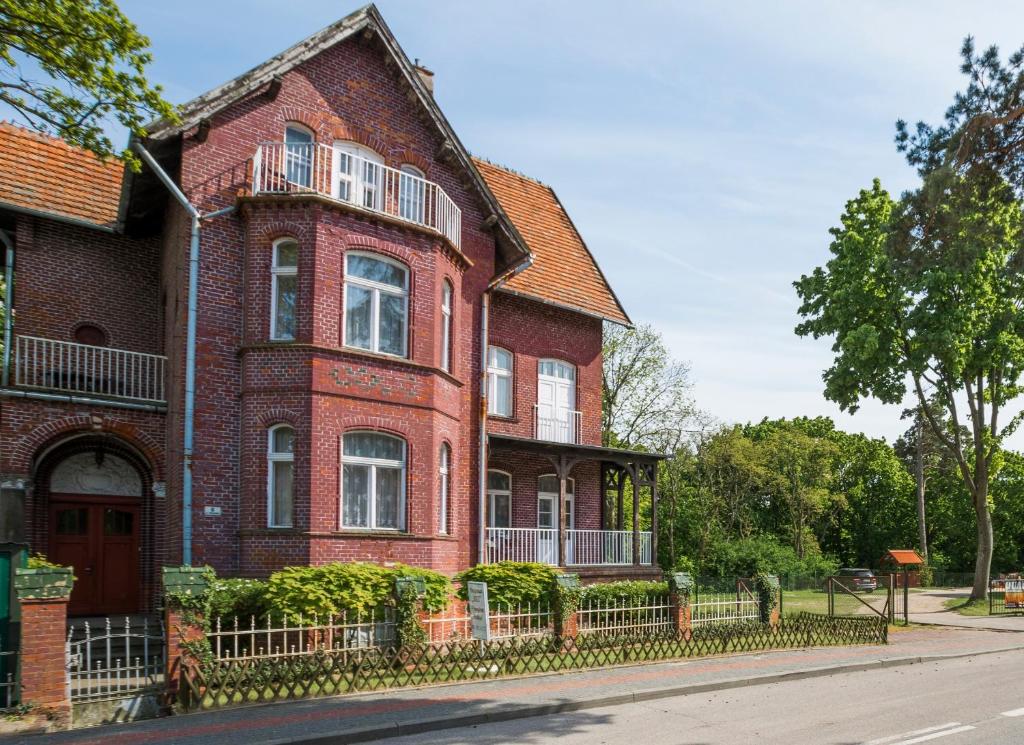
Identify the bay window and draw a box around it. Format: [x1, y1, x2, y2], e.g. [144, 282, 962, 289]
[344, 252, 409, 356]
[271, 238, 298, 340]
[267, 425, 294, 527]
[341, 432, 406, 530]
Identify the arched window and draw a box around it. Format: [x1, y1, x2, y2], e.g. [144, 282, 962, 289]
[344, 252, 409, 357]
[486, 470, 512, 528]
[440, 280, 453, 373]
[399, 164, 425, 223]
[271, 238, 298, 340]
[341, 432, 406, 530]
[333, 142, 384, 210]
[439, 443, 451, 534]
[267, 425, 295, 527]
[285, 125, 314, 188]
[487, 346, 513, 416]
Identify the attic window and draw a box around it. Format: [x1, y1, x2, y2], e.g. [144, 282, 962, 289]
[74, 324, 107, 347]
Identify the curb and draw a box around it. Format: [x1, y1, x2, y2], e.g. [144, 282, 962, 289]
[266, 644, 1024, 745]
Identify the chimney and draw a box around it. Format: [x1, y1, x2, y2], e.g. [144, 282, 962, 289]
[413, 59, 435, 96]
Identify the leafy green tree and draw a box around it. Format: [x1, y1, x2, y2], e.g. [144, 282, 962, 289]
[602, 322, 699, 452]
[795, 173, 1024, 599]
[0, 0, 177, 166]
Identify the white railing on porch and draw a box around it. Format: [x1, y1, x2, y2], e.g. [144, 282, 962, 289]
[252, 142, 462, 249]
[533, 405, 583, 444]
[15, 335, 167, 403]
[485, 527, 653, 566]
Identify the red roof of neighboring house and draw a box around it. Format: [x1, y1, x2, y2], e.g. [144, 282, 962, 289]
[0, 122, 123, 228]
[474, 158, 631, 326]
[881, 549, 924, 566]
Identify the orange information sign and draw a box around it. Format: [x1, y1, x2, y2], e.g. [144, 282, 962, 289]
[1006, 579, 1024, 609]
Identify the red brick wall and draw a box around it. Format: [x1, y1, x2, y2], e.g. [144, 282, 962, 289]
[18, 597, 70, 716]
[487, 451, 601, 532]
[487, 292, 604, 446]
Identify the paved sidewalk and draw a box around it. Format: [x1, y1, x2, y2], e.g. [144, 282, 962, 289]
[15, 626, 1024, 745]
[908, 588, 1024, 631]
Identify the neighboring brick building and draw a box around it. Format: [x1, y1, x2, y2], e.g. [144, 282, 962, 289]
[0, 5, 663, 615]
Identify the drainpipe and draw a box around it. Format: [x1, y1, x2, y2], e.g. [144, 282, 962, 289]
[1, 230, 12, 388]
[478, 253, 533, 564]
[133, 141, 235, 566]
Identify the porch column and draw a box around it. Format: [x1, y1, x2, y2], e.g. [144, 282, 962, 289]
[649, 464, 658, 566]
[557, 455, 568, 568]
[631, 466, 640, 566]
[616, 468, 625, 531]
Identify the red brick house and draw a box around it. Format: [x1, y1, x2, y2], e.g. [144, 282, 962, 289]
[0, 5, 663, 616]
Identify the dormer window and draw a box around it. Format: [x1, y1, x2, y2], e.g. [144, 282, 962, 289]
[334, 142, 384, 210]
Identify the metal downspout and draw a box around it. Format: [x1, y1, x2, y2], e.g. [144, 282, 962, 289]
[133, 141, 234, 566]
[1, 230, 13, 388]
[478, 254, 533, 564]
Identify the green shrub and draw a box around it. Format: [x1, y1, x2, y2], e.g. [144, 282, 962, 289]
[580, 580, 669, 605]
[455, 562, 559, 606]
[700, 536, 839, 579]
[265, 562, 451, 620]
[27, 553, 64, 570]
[205, 578, 271, 622]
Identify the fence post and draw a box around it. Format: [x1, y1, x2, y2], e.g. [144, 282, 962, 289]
[13, 566, 74, 727]
[553, 574, 581, 642]
[754, 574, 781, 627]
[668, 572, 694, 637]
[162, 566, 210, 708]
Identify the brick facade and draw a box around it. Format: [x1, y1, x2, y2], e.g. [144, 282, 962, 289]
[1, 9, 638, 613]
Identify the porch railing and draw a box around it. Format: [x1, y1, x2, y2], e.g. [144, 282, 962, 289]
[533, 405, 583, 444]
[485, 527, 653, 566]
[14, 335, 167, 404]
[252, 142, 462, 249]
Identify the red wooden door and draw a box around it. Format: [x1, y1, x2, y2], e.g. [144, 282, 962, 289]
[49, 498, 140, 616]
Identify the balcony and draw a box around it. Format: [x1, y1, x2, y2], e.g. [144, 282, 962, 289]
[14, 335, 167, 405]
[533, 405, 582, 444]
[485, 527, 653, 567]
[252, 142, 462, 249]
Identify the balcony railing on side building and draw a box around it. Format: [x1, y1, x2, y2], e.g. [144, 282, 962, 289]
[14, 335, 167, 404]
[533, 405, 583, 444]
[252, 142, 462, 249]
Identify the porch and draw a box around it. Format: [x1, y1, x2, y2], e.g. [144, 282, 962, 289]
[486, 433, 665, 577]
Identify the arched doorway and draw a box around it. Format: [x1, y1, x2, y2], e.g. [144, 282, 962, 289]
[38, 439, 150, 616]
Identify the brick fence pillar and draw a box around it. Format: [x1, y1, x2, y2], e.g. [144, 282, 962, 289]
[668, 572, 694, 638]
[161, 567, 210, 707]
[553, 573, 580, 642]
[14, 567, 74, 727]
[756, 574, 781, 628]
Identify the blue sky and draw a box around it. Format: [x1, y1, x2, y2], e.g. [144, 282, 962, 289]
[105, 2, 1024, 444]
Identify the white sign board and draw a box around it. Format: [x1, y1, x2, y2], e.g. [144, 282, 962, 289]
[467, 581, 491, 641]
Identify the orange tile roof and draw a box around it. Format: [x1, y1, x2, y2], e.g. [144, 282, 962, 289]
[474, 158, 631, 326]
[0, 121, 123, 227]
[882, 549, 924, 566]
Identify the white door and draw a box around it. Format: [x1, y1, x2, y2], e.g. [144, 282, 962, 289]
[538, 476, 573, 565]
[537, 360, 576, 443]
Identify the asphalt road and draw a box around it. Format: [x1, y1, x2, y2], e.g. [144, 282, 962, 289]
[368, 648, 1024, 745]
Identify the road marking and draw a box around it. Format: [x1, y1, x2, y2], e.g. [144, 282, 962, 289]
[886, 725, 976, 745]
[864, 723, 968, 745]
[1002, 707, 1024, 717]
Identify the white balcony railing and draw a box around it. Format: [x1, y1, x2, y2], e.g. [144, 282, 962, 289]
[252, 142, 462, 249]
[533, 405, 583, 444]
[485, 527, 653, 566]
[14, 335, 167, 404]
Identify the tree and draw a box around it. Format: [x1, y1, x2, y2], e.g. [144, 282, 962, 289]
[602, 322, 699, 451]
[0, 0, 176, 166]
[795, 174, 1024, 599]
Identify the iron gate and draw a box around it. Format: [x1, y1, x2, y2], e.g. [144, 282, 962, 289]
[66, 616, 164, 702]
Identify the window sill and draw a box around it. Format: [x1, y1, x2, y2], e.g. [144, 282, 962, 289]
[488, 414, 519, 423]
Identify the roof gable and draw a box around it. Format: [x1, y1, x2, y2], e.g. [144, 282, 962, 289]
[474, 158, 630, 326]
[0, 121, 122, 228]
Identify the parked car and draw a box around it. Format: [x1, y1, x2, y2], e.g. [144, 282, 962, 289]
[836, 568, 878, 593]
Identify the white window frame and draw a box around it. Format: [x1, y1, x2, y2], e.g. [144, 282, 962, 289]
[267, 424, 295, 528]
[340, 432, 407, 531]
[343, 251, 409, 357]
[399, 164, 426, 223]
[270, 238, 298, 340]
[487, 346, 513, 417]
[333, 141, 384, 210]
[284, 125, 314, 188]
[440, 280, 452, 372]
[486, 469, 512, 528]
[537, 474, 574, 530]
[439, 443, 450, 534]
